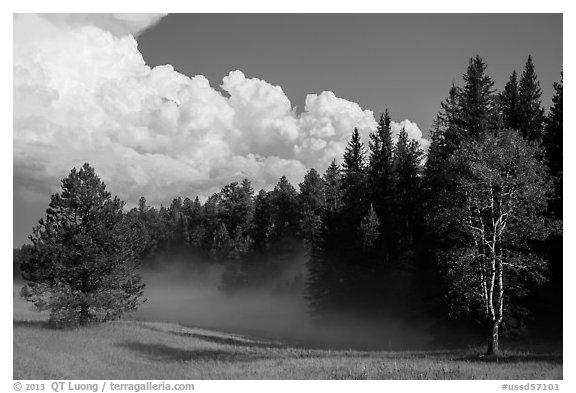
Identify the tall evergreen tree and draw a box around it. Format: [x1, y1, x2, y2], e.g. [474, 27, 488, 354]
[367, 109, 394, 250]
[393, 127, 424, 246]
[218, 181, 254, 238]
[341, 128, 369, 215]
[537, 71, 563, 339]
[323, 159, 342, 213]
[299, 168, 326, 214]
[269, 176, 301, 238]
[299, 168, 326, 242]
[441, 83, 464, 150]
[368, 109, 394, 182]
[251, 189, 273, 253]
[544, 72, 563, 218]
[338, 128, 372, 310]
[425, 84, 463, 186]
[518, 56, 546, 141]
[459, 55, 499, 138]
[500, 70, 521, 131]
[185, 196, 205, 250]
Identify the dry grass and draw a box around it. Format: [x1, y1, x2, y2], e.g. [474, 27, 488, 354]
[13, 286, 562, 380]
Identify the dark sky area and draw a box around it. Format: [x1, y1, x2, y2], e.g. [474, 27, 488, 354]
[138, 13, 563, 136]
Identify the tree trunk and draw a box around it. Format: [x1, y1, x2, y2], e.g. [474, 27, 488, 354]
[487, 321, 500, 356]
[79, 302, 89, 326]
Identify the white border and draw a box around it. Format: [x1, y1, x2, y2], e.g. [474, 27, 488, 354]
[3, 2, 572, 392]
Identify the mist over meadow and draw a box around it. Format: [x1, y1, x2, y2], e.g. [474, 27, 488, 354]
[132, 255, 432, 350]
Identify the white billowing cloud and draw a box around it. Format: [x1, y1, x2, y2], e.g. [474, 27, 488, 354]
[296, 92, 378, 169]
[221, 70, 300, 157]
[38, 13, 167, 36]
[391, 119, 431, 151]
[13, 13, 428, 209]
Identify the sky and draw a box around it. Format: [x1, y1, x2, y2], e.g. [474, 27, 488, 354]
[13, 13, 562, 247]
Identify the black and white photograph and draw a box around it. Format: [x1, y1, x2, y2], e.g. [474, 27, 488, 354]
[10, 7, 565, 385]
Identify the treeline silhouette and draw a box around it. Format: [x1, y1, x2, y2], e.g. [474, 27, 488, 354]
[14, 55, 562, 343]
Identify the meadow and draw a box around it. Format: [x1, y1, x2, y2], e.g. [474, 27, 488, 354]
[13, 285, 562, 380]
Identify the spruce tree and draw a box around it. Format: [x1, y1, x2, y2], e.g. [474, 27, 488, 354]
[544, 72, 563, 218]
[299, 168, 326, 242]
[339, 128, 371, 310]
[341, 128, 368, 215]
[500, 70, 521, 131]
[323, 159, 342, 213]
[218, 181, 254, 238]
[459, 55, 499, 138]
[519, 56, 546, 140]
[368, 109, 394, 182]
[440, 83, 464, 150]
[269, 176, 301, 237]
[425, 84, 463, 184]
[539, 71, 563, 339]
[250, 189, 273, 253]
[367, 109, 394, 250]
[186, 196, 205, 250]
[20, 163, 146, 327]
[299, 168, 326, 214]
[393, 127, 423, 241]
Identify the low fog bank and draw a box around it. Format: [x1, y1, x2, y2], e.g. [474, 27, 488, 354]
[131, 257, 433, 350]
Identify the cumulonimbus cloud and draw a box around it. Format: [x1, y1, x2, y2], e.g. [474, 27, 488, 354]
[13, 13, 429, 208]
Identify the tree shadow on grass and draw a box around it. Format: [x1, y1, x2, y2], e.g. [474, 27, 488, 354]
[117, 341, 266, 363]
[188, 332, 284, 349]
[13, 320, 51, 329]
[139, 324, 283, 349]
[454, 353, 563, 364]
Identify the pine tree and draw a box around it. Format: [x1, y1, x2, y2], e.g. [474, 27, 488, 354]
[382, 127, 425, 314]
[241, 178, 255, 199]
[425, 84, 463, 185]
[251, 189, 273, 252]
[269, 176, 301, 238]
[185, 196, 205, 250]
[132, 196, 156, 260]
[544, 72, 563, 218]
[519, 56, 546, 140]
[337, 128, 372, 311]
[219, 181, 254, 238]
[538, 71, 563, 339]
[368, 109, 394, 249]
[500, 70, 521, 131]
[20, 163, 145, 327]
[341, 128, 368, 214]
[393, 127, 423, 244]
[210, 222, 233, 262]
[299, 168, 325, 214]
[368, 109, 393, 183]
[299, 168, 326, 242]
[323, 159, 342, 212]
[459, 55, 499, 138]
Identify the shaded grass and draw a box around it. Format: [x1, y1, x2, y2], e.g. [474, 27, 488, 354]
[13, 283, 562, 379]
[13, 318, 562, 380]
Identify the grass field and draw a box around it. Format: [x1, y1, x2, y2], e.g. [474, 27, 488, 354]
[13, 286, 562, 380]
